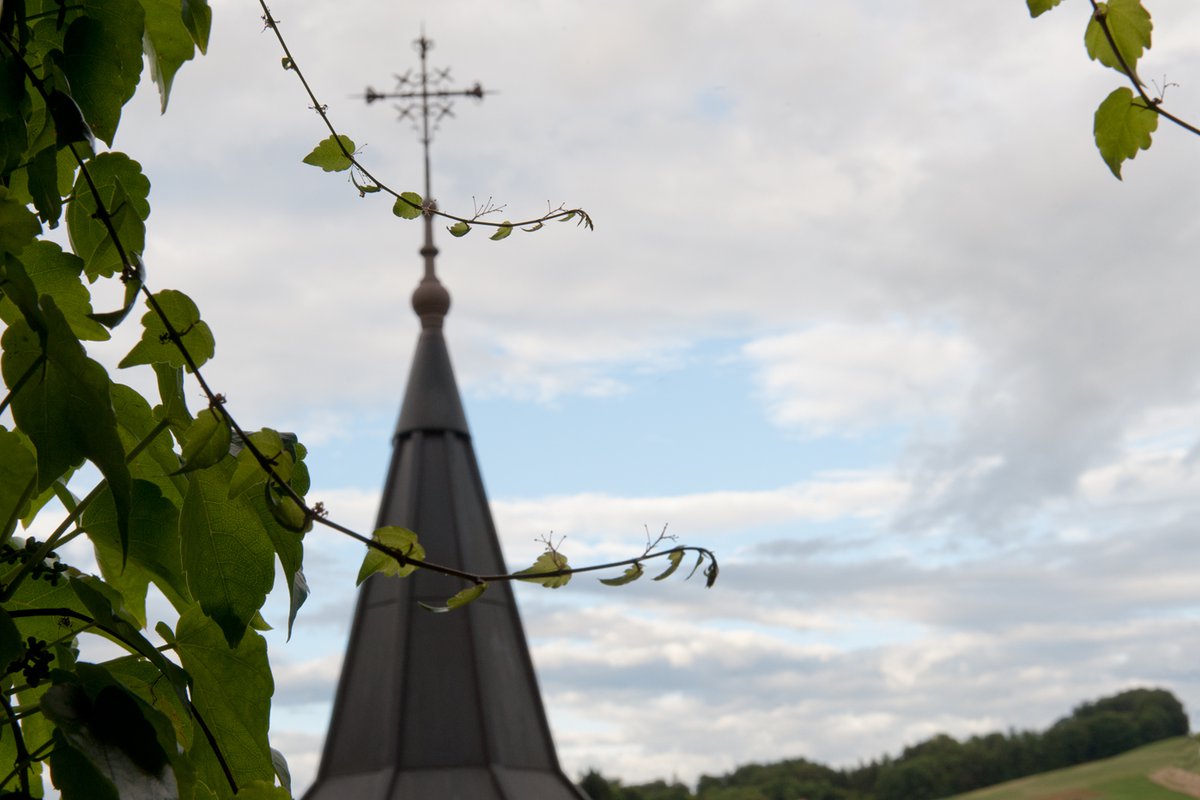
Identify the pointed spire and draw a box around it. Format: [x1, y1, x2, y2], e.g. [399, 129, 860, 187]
[304, 35, 583, 799]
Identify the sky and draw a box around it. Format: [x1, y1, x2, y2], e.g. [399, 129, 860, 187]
[39, 0, 1200, 793]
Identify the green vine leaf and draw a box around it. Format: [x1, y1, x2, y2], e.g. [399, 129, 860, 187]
[181, 0, 212, 54]
[599, 562, 644, 586]
[302, 134, 356, 172]
[140, 0, 198, 112]
[392, 191, 424, 220]
[179, 463, 276, 647]
[175, 408, 231, 475]
[489, 222, 513, 241]
[1094, 86, 1158, 178]
[0, 186, 42, 255]
[64, 152, 150, 281]
[448, 221, 471, 237]
[60, 1, 146, 146]
[517, 550, 571, 588]
[419, 582, 488, 613]
[1, 304, 132, 543]
[0, 428, 37, 539]
[175, 605, 276, 787]
[356, 526, 425, 584]
[3, 242, 110, 341]
[652, 549, 685, 581]
[82, 481, 190, 620]
[1085, 0, 1152, 77]
[1026, 0, 1065, 17]
[119, 290, 215, 372]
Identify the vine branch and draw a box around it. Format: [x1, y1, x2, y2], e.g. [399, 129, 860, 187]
[1089, 0, 1200, 137]
[256, 1, 593, 230]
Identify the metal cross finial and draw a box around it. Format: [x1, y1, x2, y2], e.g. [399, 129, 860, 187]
[360, 34, 492, 297]
[362, 35, 490, 198]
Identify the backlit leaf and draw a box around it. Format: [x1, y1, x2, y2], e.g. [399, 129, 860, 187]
[599, 562, 644, 586]
[5, 241, 110, 341]
[119, 289, 215, 372]
[0, 427, 37, 539]
[448, 221, 471, 237]
[392, 191, 423, 220]
[420, 582, 487, 613]
[175, 408, 231, 474]
[356, 526, 425, 584]
[176, 605, 276, 787]
[1, 303, 132, 543]
[180, 462, 275, 647]
[1094, 86, 1157, 178]
[61, 1, 146, 145]
[1085, 0, 1152, 76]
[0, 186, 41, 256]
[517, 550, 571, 588]
[653, 549, 685, 581]
[140, 0, 197, 112]
[82, 481, 190, 617]
[489, 222, 513, 241]
[302, 134, 356, 172]
[64, 152, 151, 280]
[181, 0, 212, 53]
[1027, 0, 1065, 17]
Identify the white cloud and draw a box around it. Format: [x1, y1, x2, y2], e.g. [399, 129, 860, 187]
[743, 324, 977, 434]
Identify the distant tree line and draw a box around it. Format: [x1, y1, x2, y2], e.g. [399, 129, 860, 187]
[578, 687, 1190, 800]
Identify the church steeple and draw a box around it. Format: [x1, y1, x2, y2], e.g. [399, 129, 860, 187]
[302, 34, 586, 800]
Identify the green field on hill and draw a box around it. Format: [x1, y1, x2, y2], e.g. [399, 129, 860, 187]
[951, 736, 1200, 800]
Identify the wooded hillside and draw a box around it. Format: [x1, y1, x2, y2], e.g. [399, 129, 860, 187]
[579, 687, 1190, 800]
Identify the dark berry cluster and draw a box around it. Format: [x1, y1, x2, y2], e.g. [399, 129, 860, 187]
[0, 539, 68, 586]
[5, 638, 52, 688]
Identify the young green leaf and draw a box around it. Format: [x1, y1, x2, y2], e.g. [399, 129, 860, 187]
[489, 222, 513, 241]
[419, 582, 488, 613]
[356, 526, 426, 584]
[517, 550, 571, 588]
[1085, 0, 1152, 76]
[174, 408, 231, 474]
[392, 191, 424, 220]
[652, 549, 685, 581]
[522, 222, 544, 233]
[599, 562, 644, 586]
[1027, 0, 1065, 17]
[302, 134, 356, 172]
[1094, 86, 1158, 178]
[64, 152, 151, 280]
[119, 290, 215, 372]
[351, 172, 381, 195]
[448, 221, 471, 237]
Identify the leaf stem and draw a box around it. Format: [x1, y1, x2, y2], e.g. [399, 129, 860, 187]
[0, 691, 31, 796]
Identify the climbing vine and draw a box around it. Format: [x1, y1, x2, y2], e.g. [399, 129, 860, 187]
[1029, 0, 1200, 177]
[0, 3, 713, 798]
